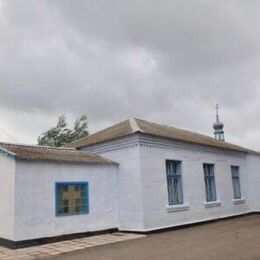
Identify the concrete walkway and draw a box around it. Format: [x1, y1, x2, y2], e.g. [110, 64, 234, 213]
[47, 215, 260, 260]
[0, 233, 145, 260]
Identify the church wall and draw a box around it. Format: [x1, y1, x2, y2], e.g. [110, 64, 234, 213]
[81, 134, 254, 232]
[139, 134, 250, 231]
[0, 154, 16, 241]
[13, 161, 118, 241]
[245, 154, 260, 211]
[82, 135, 145, 231]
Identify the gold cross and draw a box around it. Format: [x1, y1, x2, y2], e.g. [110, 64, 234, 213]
[62, 185, 81, 213]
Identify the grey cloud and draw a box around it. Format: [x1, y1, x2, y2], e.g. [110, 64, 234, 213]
[0, 0, 260, 149]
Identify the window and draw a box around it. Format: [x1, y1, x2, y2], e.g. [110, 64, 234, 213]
[203, 164, 217, 202]
[56, 182, 89, 216]
[166, 160, 183, 205]
[231, 166, 241, 199]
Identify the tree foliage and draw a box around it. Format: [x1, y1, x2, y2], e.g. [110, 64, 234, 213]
[37, 115, 89, 147]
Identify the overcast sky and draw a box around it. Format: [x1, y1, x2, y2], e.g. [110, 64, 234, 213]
[0, 0, 260, 149]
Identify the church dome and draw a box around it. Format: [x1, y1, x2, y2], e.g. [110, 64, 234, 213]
[213, 120, 224, 130]
[213, 104, 225, 141]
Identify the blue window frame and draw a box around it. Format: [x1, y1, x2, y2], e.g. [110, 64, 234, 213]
[56, 182, 89, 216]
[231, 166, 241, 199]
[166, 160, 183, 205]
[203, 164, 217, 202]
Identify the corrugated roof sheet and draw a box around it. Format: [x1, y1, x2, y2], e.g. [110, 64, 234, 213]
[66, 118, 260, 155]
[66, 119, 133, 148]
[0, 142, 117, 164]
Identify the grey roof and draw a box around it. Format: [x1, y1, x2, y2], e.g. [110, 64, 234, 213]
[0, 142, 117, 164]
[66, 118, 260, 155]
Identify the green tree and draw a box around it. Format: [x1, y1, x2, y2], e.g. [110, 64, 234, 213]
[37, 114, 89, 147]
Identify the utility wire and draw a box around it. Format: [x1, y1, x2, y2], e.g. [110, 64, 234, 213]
[0, 128, 19, 143]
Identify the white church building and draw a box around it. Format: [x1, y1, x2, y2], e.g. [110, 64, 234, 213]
[1, 113, 260, 248]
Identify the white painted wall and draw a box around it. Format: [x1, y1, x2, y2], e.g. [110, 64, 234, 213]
[83, 134, 254, 232]
[14, 161, 118, 241]
[82, 135, 144, 231]
[139, 135, 251, 231]
[6, 133, 260, 242]
[0, 153, 16, 240]
[246, 154, 260, 211]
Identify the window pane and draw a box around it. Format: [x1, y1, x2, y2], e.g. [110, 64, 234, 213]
[56, 183, 89, 216]
[166, 161, 183, 205]
[203, 164, 216, 202]
[167, 177, 173, 205]
[205, 177, 211, 201]
[210, 177, 217, 201]
[231, 166, 241, 199]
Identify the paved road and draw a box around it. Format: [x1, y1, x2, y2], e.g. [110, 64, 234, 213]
[47, 215, 260, 260]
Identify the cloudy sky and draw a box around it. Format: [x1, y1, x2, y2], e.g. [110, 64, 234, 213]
[0, 0, 260, 149]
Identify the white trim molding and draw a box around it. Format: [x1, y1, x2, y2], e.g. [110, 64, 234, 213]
[232, 198, 246, 205]
[204, 200, 221, 208]
[166, 204, 190, 212]
[138, 134, 246, 157]
[83, 134, 140, 154]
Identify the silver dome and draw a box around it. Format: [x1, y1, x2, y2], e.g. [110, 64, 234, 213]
[213, 120, 224, 130]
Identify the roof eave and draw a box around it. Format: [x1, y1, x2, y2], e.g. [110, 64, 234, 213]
[0, 147, 17, 160]
[73, 132, 141, 149]
[14, 157, 119, 165]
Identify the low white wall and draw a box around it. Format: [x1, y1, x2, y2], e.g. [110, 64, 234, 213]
[14, 161, 118, 241]
[0, 153, 16, 240]
[139, 135, 250, 231]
